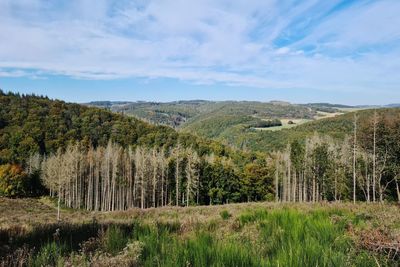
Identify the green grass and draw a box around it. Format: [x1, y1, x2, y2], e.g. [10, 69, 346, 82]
[30, 242, 67, 267]
[132, 208, 383, 266]
[101, 225, 129, 255]
[1, 201, 398, 266]
[219, 210, 232, 220]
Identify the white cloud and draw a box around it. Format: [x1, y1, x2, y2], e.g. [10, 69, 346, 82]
[275, 47, 290, 55]
[0, 0, 399, 94]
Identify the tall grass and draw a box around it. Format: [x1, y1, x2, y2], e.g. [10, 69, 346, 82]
[132, 208, 382, 267]
[1, 207, 393, 266]
[101, 225, 129, 255]
[30, 242, 67, 267]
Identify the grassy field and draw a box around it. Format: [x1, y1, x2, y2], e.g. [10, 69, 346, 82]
[254, 119, 312, 131]
[0, 198, 399, 266]
[254, 111, 344, 132]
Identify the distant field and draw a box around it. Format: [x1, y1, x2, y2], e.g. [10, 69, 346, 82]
[1, 198, 399, 266]
[337, 107, 373, 112]
[254, 118, 312, 131]
[254, 111, 344, 131]
[314, 110, 344, 118]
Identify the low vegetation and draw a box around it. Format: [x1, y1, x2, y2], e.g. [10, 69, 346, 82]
[0, 198, 399, 266]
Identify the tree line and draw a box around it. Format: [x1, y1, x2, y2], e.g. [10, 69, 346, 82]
[274, 110, 400, 203]
[28, 141, 250, 213]
[1, 91, 400, 208]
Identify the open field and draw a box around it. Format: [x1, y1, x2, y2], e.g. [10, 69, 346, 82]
[314, 111, 345, 119]
[254, 112, 344, 132]
[1, 198, 399, 266]
[337, 107, 373, 112]
[254, 119, 312, 131]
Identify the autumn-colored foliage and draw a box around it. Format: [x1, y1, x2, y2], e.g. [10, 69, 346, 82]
[0, 164, 29, 197]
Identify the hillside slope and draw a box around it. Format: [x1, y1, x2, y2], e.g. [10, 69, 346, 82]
[215, 107, 400, 152]
[85, 100, 400, 153]
[86, 100, 323, 129]
[0, 92, 245, 164]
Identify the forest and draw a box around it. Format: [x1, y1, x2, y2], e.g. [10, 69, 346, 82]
[1, 90, 400, 208]
[1, 91, 400, 266]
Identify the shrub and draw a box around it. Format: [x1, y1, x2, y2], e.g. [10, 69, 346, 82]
[101, 226, 129, 255]
[220, 210, 232, 220]
[30, 242, 67, 267]
[0, 164, 29, 197]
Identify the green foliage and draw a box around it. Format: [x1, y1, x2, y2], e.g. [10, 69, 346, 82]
[251, 119, 282, 128]
[134, 208, 381, 266]
[1, 92, 270, 202]
[31, 242, 67, 267]
[219, 210, 231, 220]
[238, 209, 269, 226]
[102, 226, 129, 255]
[1, 203, 396, 267]
[242, 161, 274, 202]
[1, 92, 242, 164]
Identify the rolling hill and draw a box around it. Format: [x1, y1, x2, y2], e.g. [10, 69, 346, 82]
[86, 100, 400, 153]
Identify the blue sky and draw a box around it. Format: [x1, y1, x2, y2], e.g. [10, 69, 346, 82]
[0, 0, 399, 104]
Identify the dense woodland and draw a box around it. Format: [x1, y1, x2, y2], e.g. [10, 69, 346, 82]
[0, 91, 268, 206]
[275, 110, 400, 203]
[0, 91, 399, 210]
[89, 100, 317, 129]
[36, 142, 247, 211]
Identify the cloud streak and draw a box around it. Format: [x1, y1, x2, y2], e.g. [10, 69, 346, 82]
[0, 0, 399, 94]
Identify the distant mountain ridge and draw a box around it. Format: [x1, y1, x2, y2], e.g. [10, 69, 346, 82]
[85, 100, 400, 152]
[84, 100, 324, 128]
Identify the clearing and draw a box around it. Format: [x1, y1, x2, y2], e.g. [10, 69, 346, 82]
[0, 198, 399, 266]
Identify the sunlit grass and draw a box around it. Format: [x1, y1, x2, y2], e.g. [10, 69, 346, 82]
[1, 199, 398, 266]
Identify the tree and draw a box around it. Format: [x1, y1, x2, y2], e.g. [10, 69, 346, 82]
[0, 164, 29, 197]
[185, 148, 200, 206]
[372, 110, 378, 202]
[42, 149, 65, 221]
[353, 113, 358, 203]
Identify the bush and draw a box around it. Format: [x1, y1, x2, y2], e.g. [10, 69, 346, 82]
[252, 119, 282, 128]
[220, 210, 232, 220]
[31, 242, 67, 267]
[101, 226, 129, 255]
[0, 164, 29, 197]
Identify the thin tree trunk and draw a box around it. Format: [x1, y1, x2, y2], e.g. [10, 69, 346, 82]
[57, 185, 61, 221]
[372, 110, 377, 202]
[275, 157, 279, 202]
[175, 153, 180, 207]
[395, 177, 400, 204]
[353, 114, 357, 204]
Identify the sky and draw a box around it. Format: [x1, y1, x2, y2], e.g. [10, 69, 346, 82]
[0, 0, 399, 105]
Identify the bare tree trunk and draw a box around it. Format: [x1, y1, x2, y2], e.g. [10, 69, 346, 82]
[366, 160, 370, 203]
[395, 177, 400, 204]
[57, 186, 61, 222]
[175, 149, 180, 207]
[334, 171, 337, 201]
[353, 114, 357, 204]
[275, 156, 279, 202]
[288, 156, 291, 202]
[372, 110, 377, 202]
[312, 174, 316, 202]
[152, 149, 157, 208]
[293, 171, 297, 202]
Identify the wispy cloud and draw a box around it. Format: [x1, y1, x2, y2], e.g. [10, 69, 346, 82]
[0, 0, 399, 93]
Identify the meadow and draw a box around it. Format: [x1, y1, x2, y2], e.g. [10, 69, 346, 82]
[0, 198, 399, 266]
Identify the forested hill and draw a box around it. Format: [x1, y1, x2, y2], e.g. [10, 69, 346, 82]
[85, 100, 322, 128]
[88, 99, 400, 153]
[0, 91, 241, 164]
[235, 107, 400, 152]
[0, 91, 278, 207]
